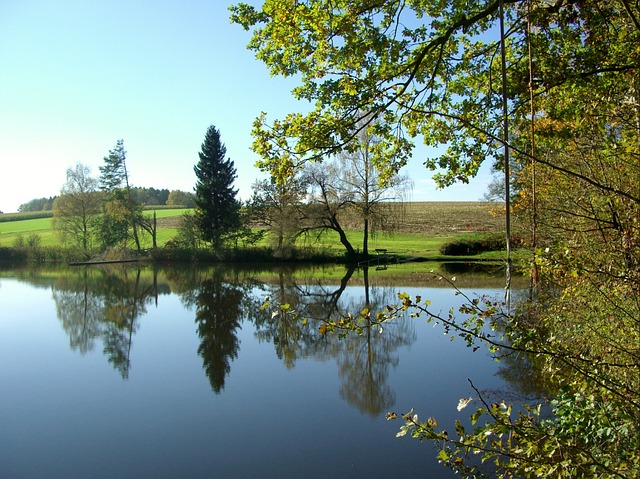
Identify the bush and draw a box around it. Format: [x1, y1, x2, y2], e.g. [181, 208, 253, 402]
[13, 234, 43, 249]
[12, 235, 25, 248]
[26, 234, 42, 248]
[439, 235, 506, 255]
[0, 245, 88, 263]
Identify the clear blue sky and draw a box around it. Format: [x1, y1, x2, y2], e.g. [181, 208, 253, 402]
[0, 0, 493, 213]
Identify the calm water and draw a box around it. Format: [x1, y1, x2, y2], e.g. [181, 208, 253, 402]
[0, 264, 523, 478]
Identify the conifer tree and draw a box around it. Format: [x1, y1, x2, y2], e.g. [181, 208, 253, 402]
[193, 125, 241, 248]
[98, 139, 143, 252]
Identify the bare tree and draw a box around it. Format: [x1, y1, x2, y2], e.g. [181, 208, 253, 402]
[302, 124, 412, 257]
[337, 125, 412, 256]
[303, 161, 358, 257]
[248, 174, 308, 256]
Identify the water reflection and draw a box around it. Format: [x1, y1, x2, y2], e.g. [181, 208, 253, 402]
[252, 268, 318, 368]
[0, 264, 537, 479]
[193, 276, 244, 393]
[254, 265, 416, 415]
[53, 267, 158, 379]
[335, 296, 415, 416]
[43, 264, 419, 410]
[34, 262, 526, 416]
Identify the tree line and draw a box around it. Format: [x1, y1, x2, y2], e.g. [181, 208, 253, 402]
[17, 187, 194, 213]
[52, 122, 411, 259]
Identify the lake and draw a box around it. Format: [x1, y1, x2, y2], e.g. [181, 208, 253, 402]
[0, 263, 527, 478]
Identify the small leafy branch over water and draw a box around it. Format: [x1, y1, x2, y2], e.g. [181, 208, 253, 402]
[390, 285, 639, 478]
[262, 270, 639, 478]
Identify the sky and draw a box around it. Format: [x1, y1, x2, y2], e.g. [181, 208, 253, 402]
[0, 0, 494, 213]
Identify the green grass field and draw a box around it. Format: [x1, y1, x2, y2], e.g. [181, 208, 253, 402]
[0, 217, 57, 246]
[297, 229, 456, 258]
[0, 203, 518, 259]
[0, 208, 191, 248]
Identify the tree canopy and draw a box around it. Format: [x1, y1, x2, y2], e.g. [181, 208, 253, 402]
[18, 197, 55, 212]
[248, 174, 308, 255]
[167, 189, 195, 207]
[230, 0, 638, 191]
[99, 139, 129, 192]
[231, 1, 639, 476]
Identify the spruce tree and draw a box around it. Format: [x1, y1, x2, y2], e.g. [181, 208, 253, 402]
[99, 139, 127, 191]
[193, 125, 240, 248]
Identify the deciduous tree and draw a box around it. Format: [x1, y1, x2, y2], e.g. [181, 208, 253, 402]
[302, 161, 357, 257]
[248, 170, 308, 255]
[230, 1, 637, 195]
[336, 122, 412, 256]
[167, 189, 195, 207]
[18, 197, 55, 212]
[298, 122, 411, 258]
[53, 163, 102, 251]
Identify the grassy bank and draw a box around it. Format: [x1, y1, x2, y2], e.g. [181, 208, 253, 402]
[0, 202, 522, 261]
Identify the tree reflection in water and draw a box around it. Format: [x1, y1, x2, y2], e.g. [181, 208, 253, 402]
[193, 276, 243, 393]
[49, 264, 435, 414]
[255, 265, 416, 416]
[53, 269, 104, 354]
[53, 266, 159, 379]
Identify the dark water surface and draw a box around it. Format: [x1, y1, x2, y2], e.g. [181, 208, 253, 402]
[0, 264, 521, 478]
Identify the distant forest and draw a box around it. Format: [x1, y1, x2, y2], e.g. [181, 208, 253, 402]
[16, 187, 195, 212]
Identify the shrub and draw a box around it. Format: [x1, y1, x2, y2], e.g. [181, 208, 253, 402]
[26, 234, 42, 248]
[12, 235, 25, 248]
[439, 235, 506, 256]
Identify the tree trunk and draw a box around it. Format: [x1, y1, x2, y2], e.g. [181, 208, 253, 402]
[499, 0, 512, 300]
[527, 1, 539, 292]
[152, 211, 157, 249]
[332, 216, 356, 257]
[363, 217, 369, 256]
[131, 220, 141, 254]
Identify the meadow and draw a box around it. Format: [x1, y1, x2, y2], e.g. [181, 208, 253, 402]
[0, 208, 190, 248]
[0, 202, 517, 259]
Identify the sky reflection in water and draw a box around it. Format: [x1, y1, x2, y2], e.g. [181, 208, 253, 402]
[0, 264, 522, 479]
